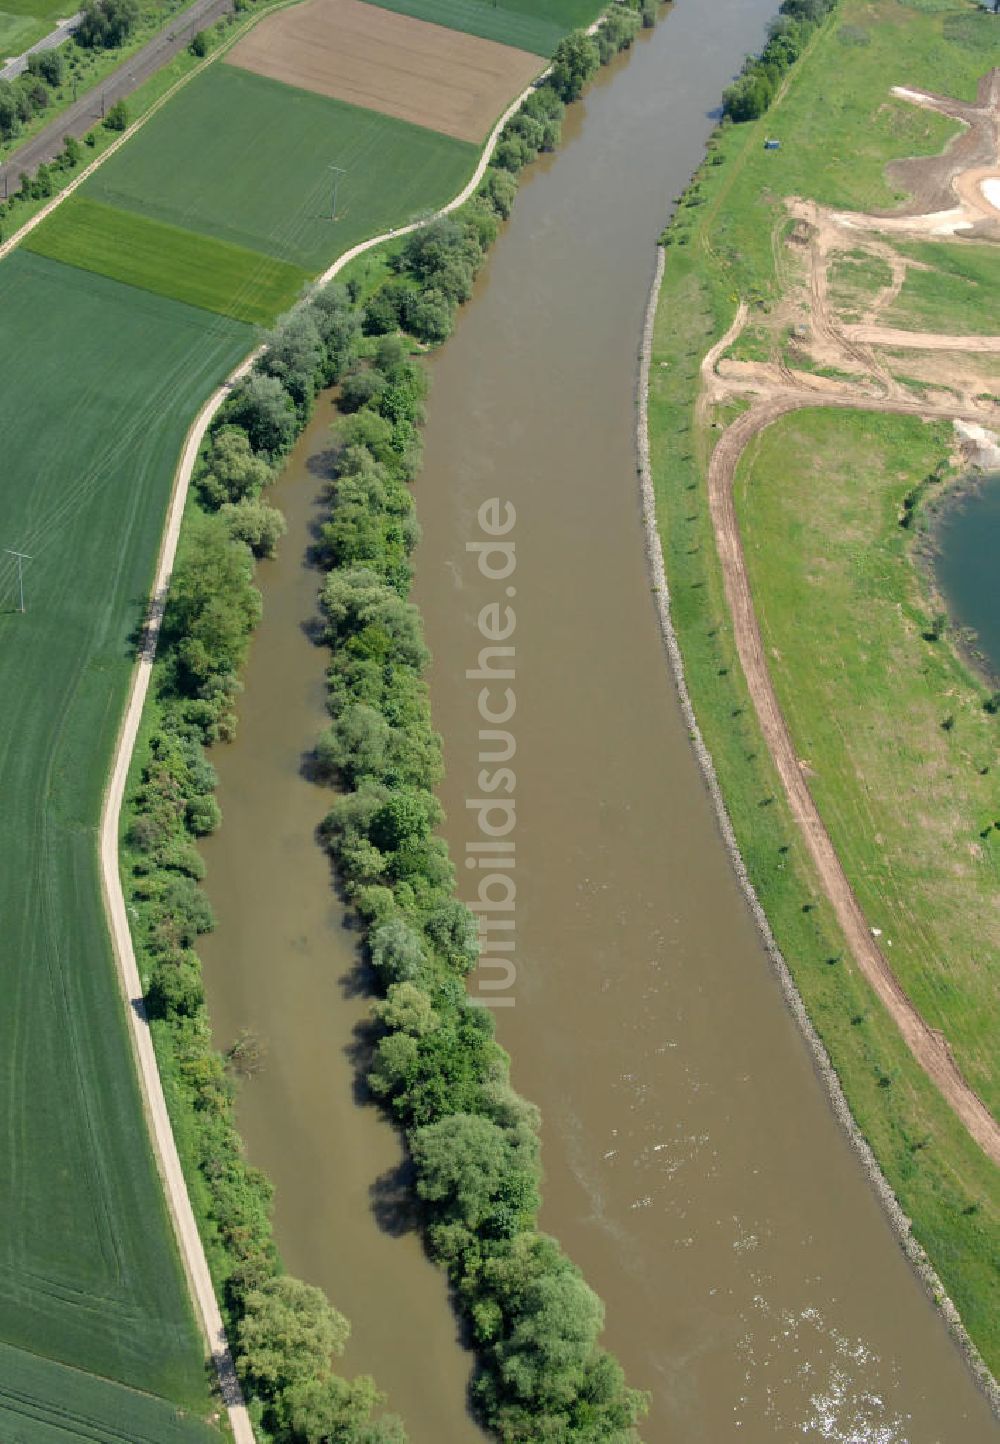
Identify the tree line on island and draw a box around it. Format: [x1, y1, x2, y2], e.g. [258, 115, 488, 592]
[123, 6, 664, 1442]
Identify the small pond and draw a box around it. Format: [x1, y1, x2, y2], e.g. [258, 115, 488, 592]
[935, 471, 1000, 682]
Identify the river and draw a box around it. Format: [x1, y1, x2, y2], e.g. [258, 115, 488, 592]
[197, 4, 1000, 1440]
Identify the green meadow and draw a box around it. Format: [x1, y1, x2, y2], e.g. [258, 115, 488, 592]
[0, 11, 47, 54]
[85, 64, 479, 272]
[357, 0, 603, 54]
[26, 195, 311, 325]
[649, 0, 1000, 1374]
[0, 0, 69, 59]
[0, 249, 251, 1428]
[888, 240, 1000, 337]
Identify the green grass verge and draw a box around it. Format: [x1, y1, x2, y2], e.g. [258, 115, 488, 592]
[356, 0, 603, 56]
[888, 239, 1000, 336]
[85, 64, 479, 272]
[649, 0, 1000, 1378]
[0, 248, 252, 1425]
[0, 0, 76, 20]
[0, 1341, 221, 1444]
[25, 194, 310, 323]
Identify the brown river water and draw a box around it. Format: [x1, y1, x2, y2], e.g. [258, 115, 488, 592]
[198, 6, 1000, 1440]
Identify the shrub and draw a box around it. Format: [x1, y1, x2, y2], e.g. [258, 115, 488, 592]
[402, 288, 454, 344]
[162, 510, 260, 701]
[27, 49, 63, 86]
[103, 99, 128, 132]
[186, 791, 222, 836]
[722, 71, 774, 122]
[76, 0, 138, 48]
[480, 167, 518, 219]
[60, 134, 82, 169]
[339, 368, 388, 414]
[199, 426, 273, 508]
[363, 281, 408, 336]
[257, 310, 323, 412]
[221, 498, 287, 557]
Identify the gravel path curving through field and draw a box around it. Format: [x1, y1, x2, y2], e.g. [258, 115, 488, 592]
[94, 29, 592, 1439]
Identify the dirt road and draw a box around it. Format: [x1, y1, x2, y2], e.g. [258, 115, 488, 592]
[693, 77, 1000, 1166]
[842, 323, 1000, 350]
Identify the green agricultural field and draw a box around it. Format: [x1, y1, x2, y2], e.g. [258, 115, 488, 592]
[85, 65, 479, 273]
[26, 195, 311, 325]
[649, 0, 1000, 1374]
[357, 0, 604, 55]
[0, 0, 78, 19]
[0, 248, 252, 1429]
[0, 1341, 222, 1444]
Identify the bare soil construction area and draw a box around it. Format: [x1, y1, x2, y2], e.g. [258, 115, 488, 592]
[225, 0, 543, 142]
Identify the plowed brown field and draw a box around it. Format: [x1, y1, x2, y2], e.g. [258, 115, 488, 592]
[224, 0, 543, 143]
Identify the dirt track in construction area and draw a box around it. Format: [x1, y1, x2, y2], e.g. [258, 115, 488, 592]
[225, 0, 543, 143]
[699, 74, 1000, 1165]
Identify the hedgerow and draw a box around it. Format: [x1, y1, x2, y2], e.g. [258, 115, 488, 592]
[123, 6, 664, 1440]
[722, 0, 839, 122]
